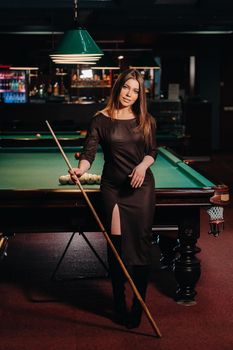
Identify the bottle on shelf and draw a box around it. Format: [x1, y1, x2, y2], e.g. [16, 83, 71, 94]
[53, 82, 59, 96]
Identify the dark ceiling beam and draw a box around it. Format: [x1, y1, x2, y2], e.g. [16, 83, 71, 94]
[0, 0, 114, 9]
[0, 0, 233, 34]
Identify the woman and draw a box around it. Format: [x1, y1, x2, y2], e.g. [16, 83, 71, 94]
[70, 69, 157, 329]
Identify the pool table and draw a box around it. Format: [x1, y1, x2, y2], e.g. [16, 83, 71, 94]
[0, 130, 87, 147]
[0, 130, 189, 153]
[0, 145, 227, 304]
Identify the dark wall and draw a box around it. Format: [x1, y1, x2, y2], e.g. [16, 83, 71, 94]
[158, 35, 233, 152]
[0, 103, 104, 131]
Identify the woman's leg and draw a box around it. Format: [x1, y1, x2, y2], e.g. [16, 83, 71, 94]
[126, 265, 150, 329]
[107, 204, 127, 324]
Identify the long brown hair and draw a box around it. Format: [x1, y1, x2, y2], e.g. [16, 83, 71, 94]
[98, 69, 155, 147]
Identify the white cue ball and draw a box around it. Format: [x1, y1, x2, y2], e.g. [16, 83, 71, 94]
[36, 133, 41, 138]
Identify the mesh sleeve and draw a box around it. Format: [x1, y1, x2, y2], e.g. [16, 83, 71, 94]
[79, 116, 100, 165]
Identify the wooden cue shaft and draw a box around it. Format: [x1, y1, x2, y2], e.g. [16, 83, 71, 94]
[45, 120, 162, 338]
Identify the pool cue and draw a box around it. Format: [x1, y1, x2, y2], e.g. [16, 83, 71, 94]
[46, 120, 162, 338]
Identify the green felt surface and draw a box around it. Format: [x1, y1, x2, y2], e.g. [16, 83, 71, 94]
[0, 146, 214, 190]
[0, 131, 185, 141]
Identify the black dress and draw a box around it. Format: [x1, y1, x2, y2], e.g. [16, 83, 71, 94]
[80, 113, 157, 266]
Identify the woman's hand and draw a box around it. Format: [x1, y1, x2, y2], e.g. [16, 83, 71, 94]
[128, 155, 154, 188]
[68, 167, 84, 183]
[68, 159, 91, 183]
[128, 163, 147, 188]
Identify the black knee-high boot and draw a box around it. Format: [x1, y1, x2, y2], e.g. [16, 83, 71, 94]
[107, 235, 127, 324]
[126, 265, 150, 329]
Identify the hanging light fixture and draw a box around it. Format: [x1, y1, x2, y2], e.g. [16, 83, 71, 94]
[50, 0, 103, 65]
[51, 57, 99, 65]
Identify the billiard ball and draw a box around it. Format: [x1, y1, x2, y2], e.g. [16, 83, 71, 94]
[75, 152, 81, 160]
[79, 174, 86, 184]
[92, 174, 98, 183]
[36, 133, 41, 138]
[59, 175, 70, 185]
[68, 176, 75, 184]
[86, 173, 95, 184]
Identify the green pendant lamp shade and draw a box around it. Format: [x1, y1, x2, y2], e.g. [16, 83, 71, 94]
[50, 29, 103, 65]
[55, 29, 102, 55]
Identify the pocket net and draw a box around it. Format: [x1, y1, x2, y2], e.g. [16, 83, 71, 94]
[206, 206, 224, 237]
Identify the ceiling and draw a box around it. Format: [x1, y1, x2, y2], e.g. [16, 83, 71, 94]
[0, 0, 233, 33]
[0, 0, 233, 67]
